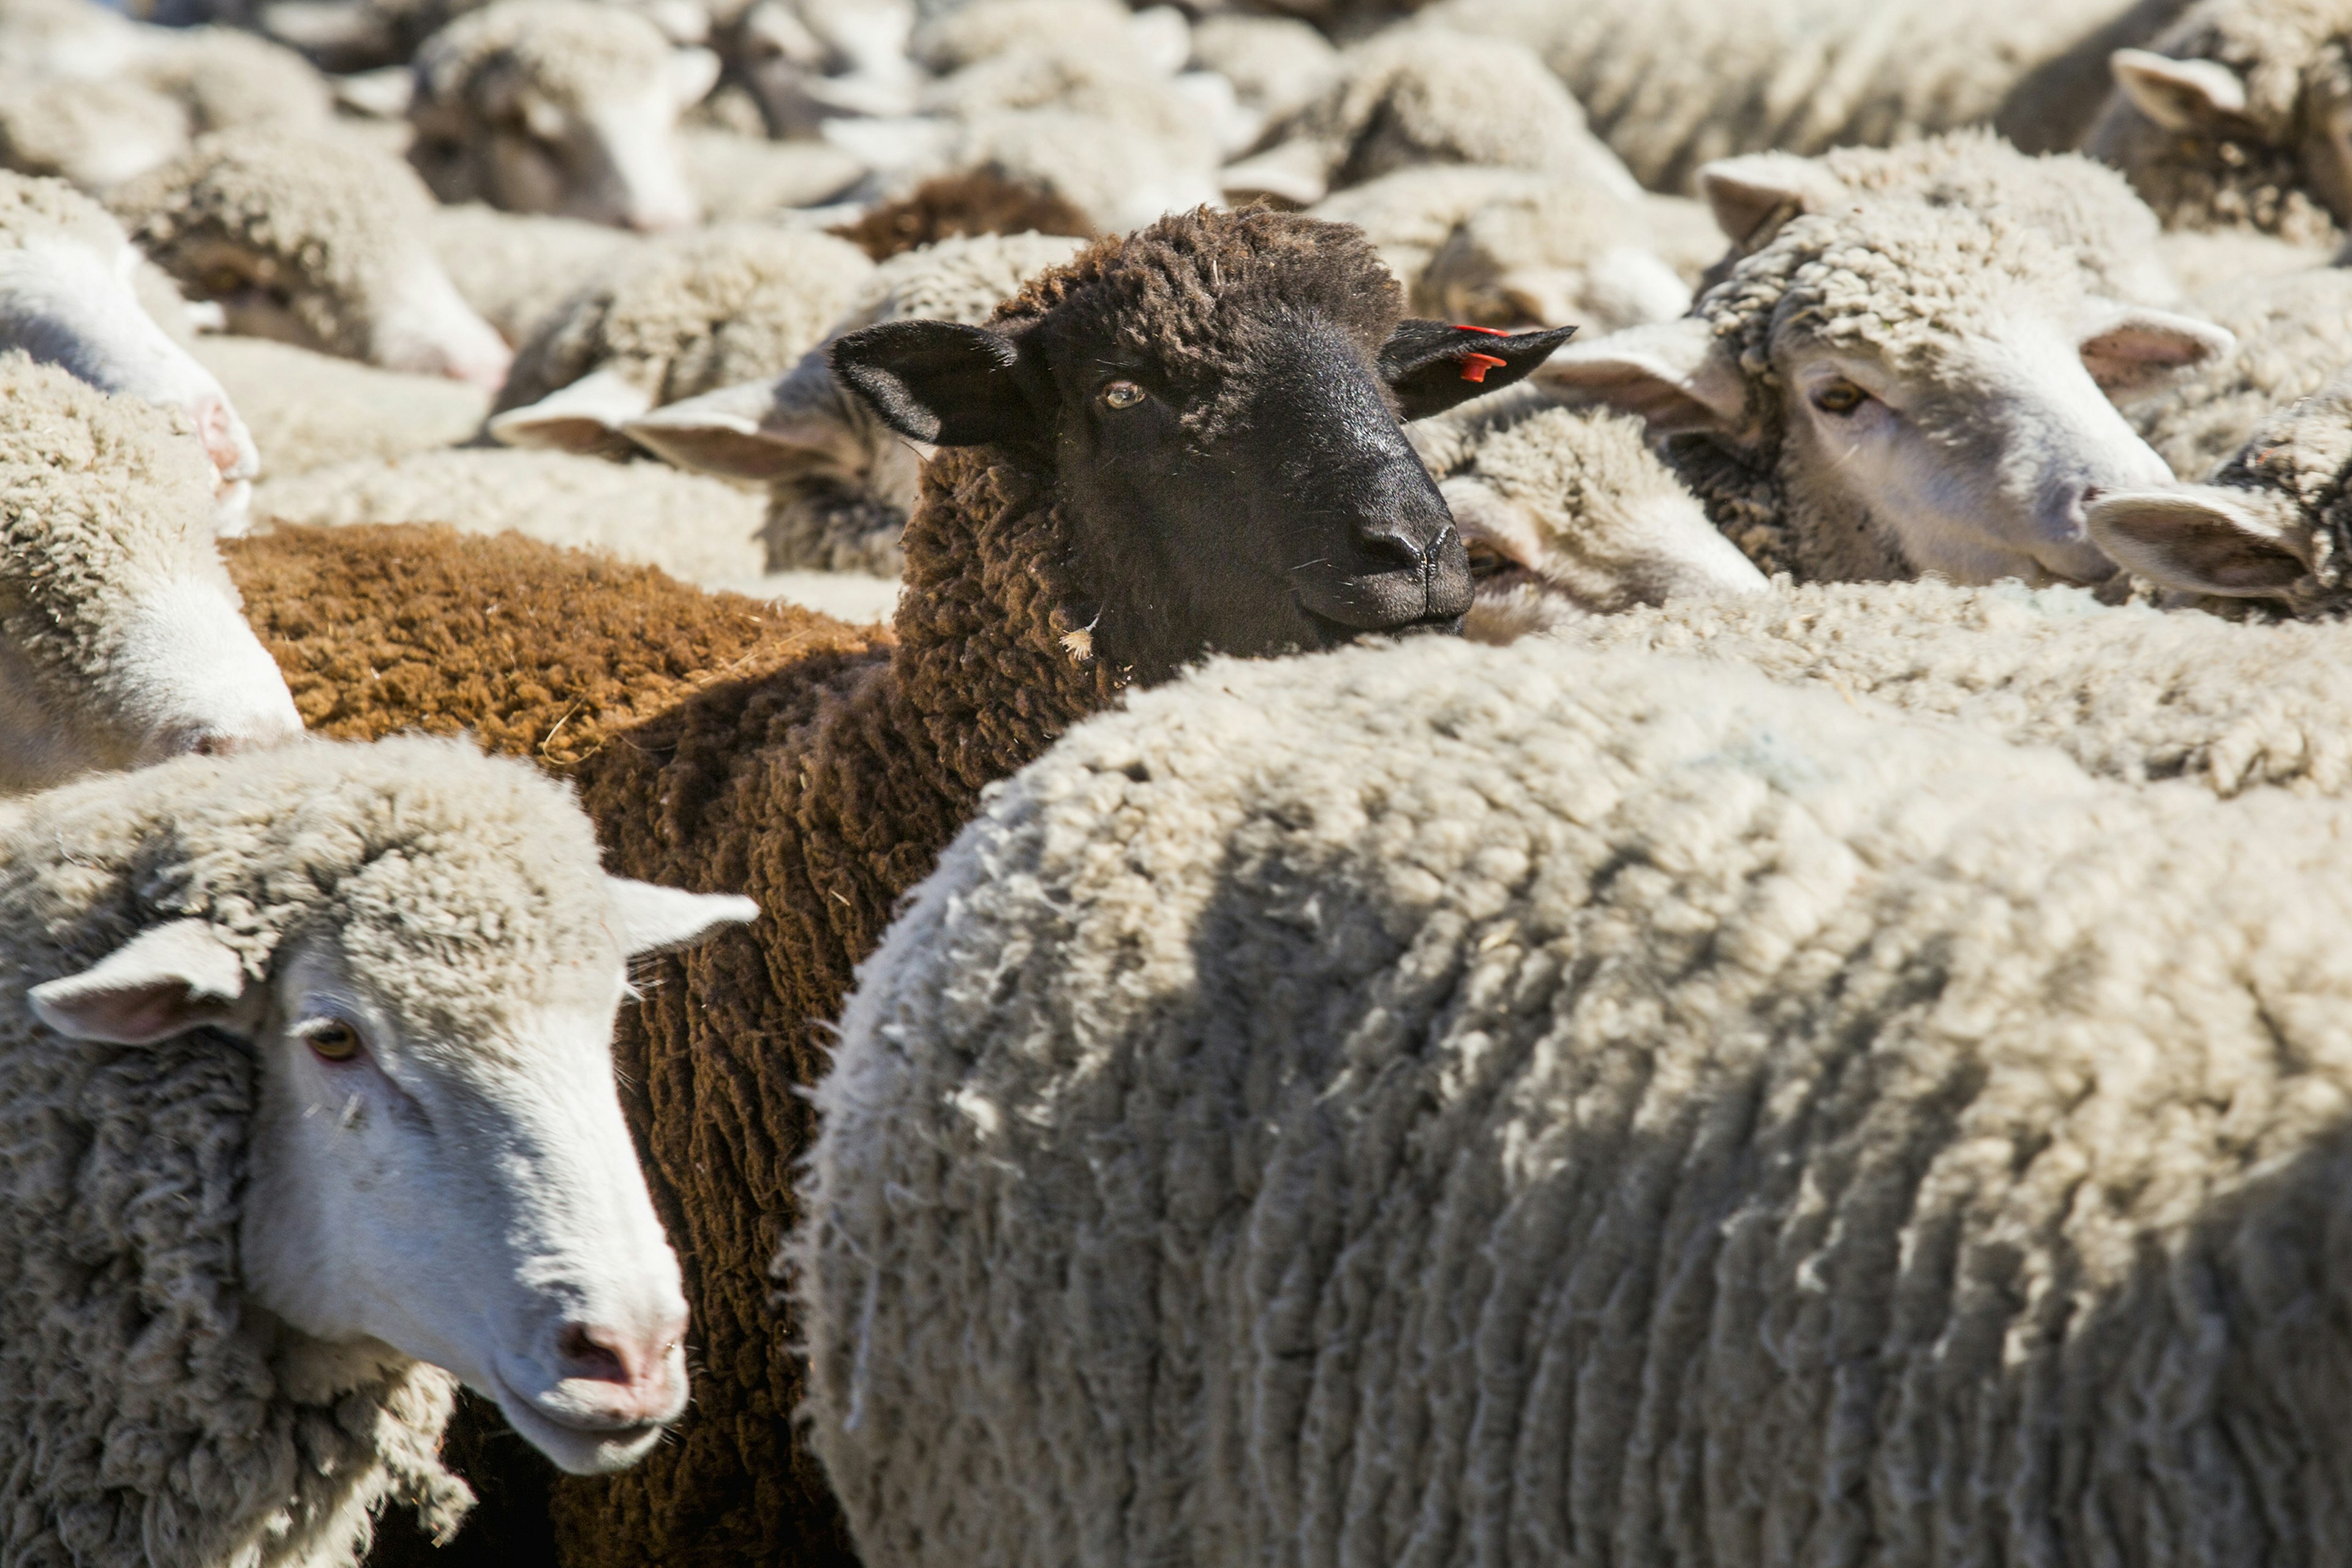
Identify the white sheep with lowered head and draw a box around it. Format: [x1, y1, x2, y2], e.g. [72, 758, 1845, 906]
[108, 126, 513, 390]
[798, 625, 2352, 1568]
[2, 733, 756, 1568]
[622, 228, 1084, 575]
[0, 353, 298, 793]
[487, 223, 875, 454]
[0, 168, 258, 516]
[1403, 385, 1766, 636]
[407, 0, 720, 232]
[1540, 195, 2232, 586]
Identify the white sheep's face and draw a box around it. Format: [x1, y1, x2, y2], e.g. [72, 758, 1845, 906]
[484, 53, 713, 230]
[0, 236, 260, 521]
[26, 880, 757, 1476]
[1544, 302, 2232, 586]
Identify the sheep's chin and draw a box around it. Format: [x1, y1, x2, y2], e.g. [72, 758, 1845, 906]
[487, 1373, 669, 1476]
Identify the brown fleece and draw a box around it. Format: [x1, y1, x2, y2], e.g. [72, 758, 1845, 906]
[233, 206, 1381, 1568]
[829, 170, 1093, 262]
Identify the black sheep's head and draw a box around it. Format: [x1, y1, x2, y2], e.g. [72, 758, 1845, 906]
[830, 208, 1574, 684]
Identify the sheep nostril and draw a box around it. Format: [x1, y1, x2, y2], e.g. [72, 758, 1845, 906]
[556, 1324, 633, 1384]
[1360, 529, 1432, 573]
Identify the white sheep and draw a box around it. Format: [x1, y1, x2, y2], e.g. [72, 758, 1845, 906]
[1308, 165, 1693, 333]
[407, 0, 719, 231]
[1539, 195, 2231, 586]
[1404, 389, 1767, 635]
[799, 627, 2352, 1568]
[722, 0, 919, 138]
[676, 124, 867, 222]
[2083, 0, 2352, 247]
[109, 126, 513, 389]
[0, 353, 298, 792]
[0, 168, 259, 516]
[1186, 13, 1336, 132]
[1224, 26, 1642, 210]
[192, 335, 490, 478]
[3, 733, 755, 1567]
[2128, 264, 2352, 480]
[1423, 0, 2202, 192]
[622, 229, 1084, 575]
[488, 223, 875, 453]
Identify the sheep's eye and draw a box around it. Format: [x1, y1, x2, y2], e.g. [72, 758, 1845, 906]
[1811, 379, 1870, 415]
[1100, 380, 1146, 410]
[304, 1019, 362, 1062]
[1464, 538, 1513, 579]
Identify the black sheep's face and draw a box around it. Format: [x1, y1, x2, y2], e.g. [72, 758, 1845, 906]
[831, 310, 1574, 683]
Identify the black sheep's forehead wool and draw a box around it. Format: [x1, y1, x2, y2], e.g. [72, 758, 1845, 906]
[999, 208, 1404, 414]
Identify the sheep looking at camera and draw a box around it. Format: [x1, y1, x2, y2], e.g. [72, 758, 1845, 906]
[2, 734, 755, 1568]
[228, 205, 1566, 1567]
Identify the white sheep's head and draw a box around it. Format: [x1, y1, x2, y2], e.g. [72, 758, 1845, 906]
[24, 739, 760, 1476]
[1441, 403, 1767, 640]
[413, 0, 715, 232]
[0, 175, 261, 518]
[111, 128, 514, 391]
[1543, 202, 2234, 587]
[0, 357, 297, 792]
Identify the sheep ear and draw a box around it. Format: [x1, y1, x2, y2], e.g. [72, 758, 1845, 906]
[29, 920, 250, 1046]
[1696, 153, 1846, 251]
[2111, 48, 2249, 133]
[488, 367, 657, 452]
[669, 46, 722, 110]
[2086, 486, 2312, 596]
[606, 878, 759, 958]
[2079, 307, 2234, 402]
[831, 320, 1037, 446]
[625, 371, 869, 478]
[1381, 322, 1578, 420]
[1539, 318, 1749, 438]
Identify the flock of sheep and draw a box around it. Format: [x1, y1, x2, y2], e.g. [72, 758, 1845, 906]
[15, 0, 2352, 1564]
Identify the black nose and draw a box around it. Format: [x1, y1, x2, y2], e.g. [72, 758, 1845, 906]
[1360, 524, 1442, 573]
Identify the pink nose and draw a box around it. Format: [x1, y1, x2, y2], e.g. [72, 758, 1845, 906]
[553, 1318, 687, 1421]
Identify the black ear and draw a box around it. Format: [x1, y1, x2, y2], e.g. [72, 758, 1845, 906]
[1379, 320, 1580, 420]
[830, 320, 1041, 447]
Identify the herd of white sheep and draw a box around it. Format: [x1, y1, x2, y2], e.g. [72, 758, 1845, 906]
[12, 0, 2352, 1564]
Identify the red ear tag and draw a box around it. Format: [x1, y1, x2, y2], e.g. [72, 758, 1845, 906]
[1458, 352, 1508, 383]
[1451, 324, 1507, 336]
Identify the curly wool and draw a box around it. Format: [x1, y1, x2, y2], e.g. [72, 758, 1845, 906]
[1425, 0, 2178, 190]
[2132, 265, 2352, 478]
[1551, 575, 2352, 794]
[111, 128, 447, 364]
[246, 209, 1389, 1568]
[1667, 200, 2097, 578]
[2084, 0, 2352, 244]
[0, 353, 225, 699]
[1, 733, 644, 1568]
[494, 226, 875, 416]
[800, 630, 2352, 1568]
